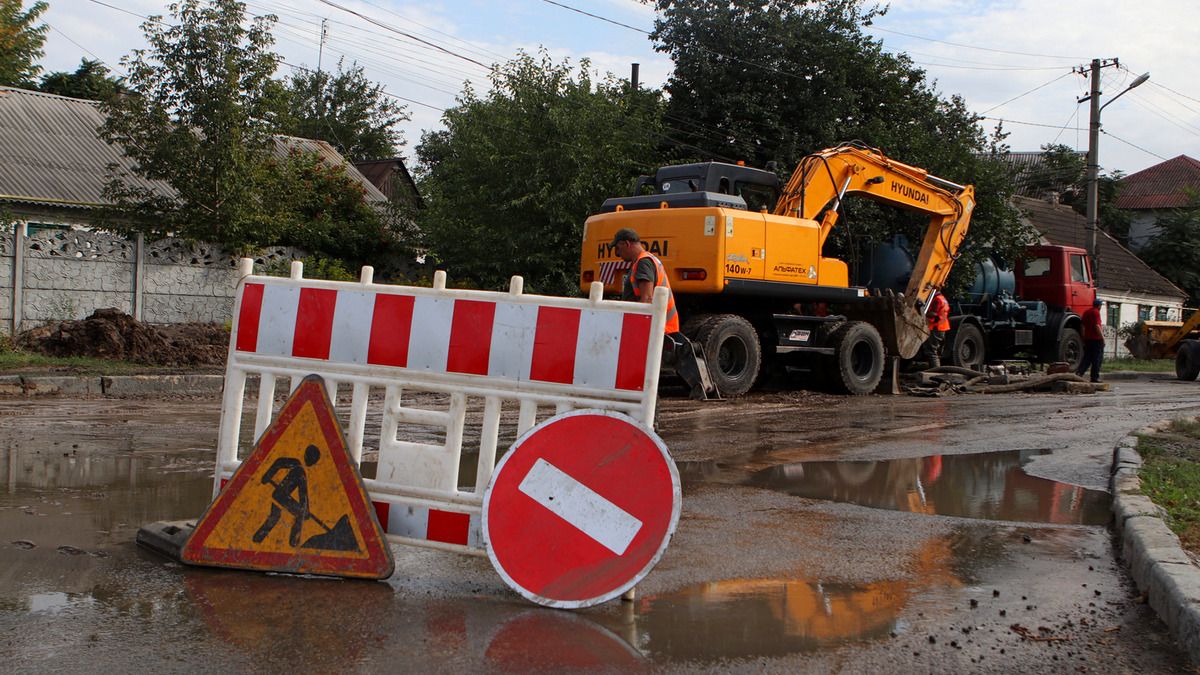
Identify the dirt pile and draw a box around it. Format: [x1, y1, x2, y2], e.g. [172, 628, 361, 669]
[16, 308, 229, 366]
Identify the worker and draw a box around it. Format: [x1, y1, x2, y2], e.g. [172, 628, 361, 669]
[1076, 298, 1105, 383]
[922, 290, 951, 368]
[612, 228, 710, 398]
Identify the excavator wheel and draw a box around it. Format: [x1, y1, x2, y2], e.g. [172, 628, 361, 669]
[946, 323, 986, 372]
[1177, 340, 1200, 381]
[693, 314, 762, 397]
[827, 321, 885, 395]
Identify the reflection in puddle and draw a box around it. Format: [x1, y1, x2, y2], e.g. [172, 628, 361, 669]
[636, 577, 910, 658]
[751, 449, 1111, 525]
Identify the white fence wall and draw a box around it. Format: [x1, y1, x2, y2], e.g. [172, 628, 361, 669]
[2, 224, 303, 335]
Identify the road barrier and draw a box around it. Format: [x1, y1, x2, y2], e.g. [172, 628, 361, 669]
[214, 260, 669, 560]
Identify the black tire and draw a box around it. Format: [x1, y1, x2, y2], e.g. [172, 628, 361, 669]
[1056, 327, 1084, 372]
[1177, 340, 1200, 381]
[827, 321, 885, 395]
[946, 323, 986, 372]
[693, 314, 762, 397]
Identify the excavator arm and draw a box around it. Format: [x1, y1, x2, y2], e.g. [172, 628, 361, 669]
[774, 142, 976, 357]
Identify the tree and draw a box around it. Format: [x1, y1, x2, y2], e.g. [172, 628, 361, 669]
[278, 59, 408, 161]
[39, 58, 124, 101]
[650, 0, 1031, 288]
[0, 0, 47, 88]
[416, 52, 665, 294]
[1138, 195, 1200, 307]
[98, 0, 397, 265]
[1026, 144, 1131, 245]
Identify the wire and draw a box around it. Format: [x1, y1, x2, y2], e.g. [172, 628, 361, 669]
[540, 0, 650, 34]
[44, 22, 125, 77]
[869, 26, 1085, 61]
[1050, 104, 1081, 145]
[1099, 130, 1168, 161]
[980, 71, 1073, 115]
[313, 0, 496, 72]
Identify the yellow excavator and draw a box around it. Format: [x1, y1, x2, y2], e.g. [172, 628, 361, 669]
[1125, 310, 1200, 381]
[580, 141, 976, 396]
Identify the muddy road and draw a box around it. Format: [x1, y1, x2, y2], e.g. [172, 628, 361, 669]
[1, 375, 1198, 672]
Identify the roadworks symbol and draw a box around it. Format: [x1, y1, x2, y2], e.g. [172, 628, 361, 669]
[182, 375, 394, 579]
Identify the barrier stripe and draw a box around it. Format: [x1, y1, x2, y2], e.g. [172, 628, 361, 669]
[234, 281, 657, 392]
[372, 500, 476, 547]
[293, 288, 337, 359]
[368, 294, 415, 367]
[488, 302, 536, 381]
[236, 283, 264, 352]
[573, 309, 623, 388]
[409, 296, 455, 371]
[615, 314, 651, 391]
[530, 307, 580, 384]
[329, 290, 375, 364]
[257, 285, 300, 357]
[448, 300, 496, 376]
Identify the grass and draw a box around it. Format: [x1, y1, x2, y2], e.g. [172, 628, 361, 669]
[0, 349, 199, 376]
[1105, 357, 1177, 373]
[1137, 418, 1200, 553]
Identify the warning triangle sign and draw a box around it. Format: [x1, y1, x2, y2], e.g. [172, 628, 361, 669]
[182, 375, 394, 579]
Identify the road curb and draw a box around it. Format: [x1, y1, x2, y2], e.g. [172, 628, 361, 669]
[1111, 419, 1200, 664]
[0, 373, 226, 397]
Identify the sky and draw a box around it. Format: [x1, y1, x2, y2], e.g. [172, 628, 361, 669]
[35, 0, 1200, 176]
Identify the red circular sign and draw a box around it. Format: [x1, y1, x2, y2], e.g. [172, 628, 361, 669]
[483, 410, 681, 608]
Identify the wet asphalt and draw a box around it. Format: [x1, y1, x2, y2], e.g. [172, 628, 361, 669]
[1, 374, 1199, 672]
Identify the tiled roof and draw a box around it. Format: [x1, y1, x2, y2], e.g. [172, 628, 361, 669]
[0, 86, 175, 208]
[1013, 195, 1186, 300]
[0, 86, 387, 210]
[1114, 155, 1200, 210]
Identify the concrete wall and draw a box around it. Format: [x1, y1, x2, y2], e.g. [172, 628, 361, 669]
[2, 224, 302, 335]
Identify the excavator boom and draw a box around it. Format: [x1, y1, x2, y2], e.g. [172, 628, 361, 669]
[775, 143, 976, 356]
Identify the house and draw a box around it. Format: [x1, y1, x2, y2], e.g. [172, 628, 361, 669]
[1114, 155, 1200, 250]
[1014, 195, 1188, 355]
[0, 86, 390, 231]
[353, 158, 424, 211]
[997, 150, 1087, 200]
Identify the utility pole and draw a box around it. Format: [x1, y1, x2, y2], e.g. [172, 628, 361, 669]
[1076, 58, 1149, 286]
[317, 19, 329, 74]
[630, 63, 640, 94]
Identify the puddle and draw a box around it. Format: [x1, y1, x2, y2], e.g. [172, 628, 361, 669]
[631, 576, 913, 658]
[750, 449, 1111, 525]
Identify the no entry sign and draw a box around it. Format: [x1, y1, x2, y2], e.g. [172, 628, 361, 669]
[483, 410, 681, 608]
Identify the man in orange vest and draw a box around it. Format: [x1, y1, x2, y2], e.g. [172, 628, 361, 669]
[613, 228, 713, 398]
[921, 290, 951, 368]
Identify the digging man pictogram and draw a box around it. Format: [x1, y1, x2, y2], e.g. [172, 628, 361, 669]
[251, 444, 360, 551]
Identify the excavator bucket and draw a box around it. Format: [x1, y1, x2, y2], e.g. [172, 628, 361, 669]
[843, 291, 930, 360]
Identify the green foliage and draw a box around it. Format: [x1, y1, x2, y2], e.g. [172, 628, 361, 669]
[1136, 195, 1200, 307]
[416, 51, 666, 295]
[39, 58, 125, 101]
[1105, 357, 1177, 373]
[1137, 418, 1200, 552]
[0, 332, 13, 354]
[1023, 144, 1131, 244]
[97, 0, 400, 268]
[649, 0, 1031, 292]
[277, 59, 408, 161]
[0, 0, 47, 88]
[261, 254, 357, 281]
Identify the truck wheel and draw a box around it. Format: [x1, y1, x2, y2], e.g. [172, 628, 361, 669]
[1177, 340, 1200, 381]
[1056, 327, 1084, 372]
[947, 323, 986, 372]
[828, 321, 885, 395]
[694, 314, 762, 397]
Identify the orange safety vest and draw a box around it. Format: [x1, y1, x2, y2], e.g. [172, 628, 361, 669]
[927, 293, 950, 332]
[632, 250, 681, 334]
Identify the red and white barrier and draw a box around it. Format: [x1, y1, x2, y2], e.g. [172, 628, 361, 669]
[213, 260, 667, 557]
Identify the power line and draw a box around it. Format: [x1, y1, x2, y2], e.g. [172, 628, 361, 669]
[1100, 129, 1168, 161]
[44, 22, 124, 76]
[540, 0, 650, 34]
[313, 0, 496, 72]
[980, 71, 1073, 114]
[869, 26, 1085, 60]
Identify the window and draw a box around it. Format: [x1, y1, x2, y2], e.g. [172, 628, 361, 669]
[1156, 307, 1170, 321]
[737, 183, 779, 212]
[1069, 255, 1090, 283]
[1139, 305, 1152, 321]
[1107, 302, 1121, 327]
[1023, 257, 1051, 277]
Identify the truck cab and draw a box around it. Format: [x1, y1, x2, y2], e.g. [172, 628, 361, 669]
[1016, 245, 1096, 318]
